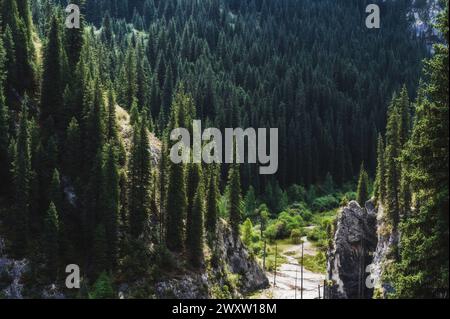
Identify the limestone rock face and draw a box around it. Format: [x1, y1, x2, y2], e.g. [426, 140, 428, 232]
[155, 274, 210, 299]
[370, 203, 399, 298]
[326, 201, 377, 299]
[154, 220, 269, 299]
[216, 220, 269, 294]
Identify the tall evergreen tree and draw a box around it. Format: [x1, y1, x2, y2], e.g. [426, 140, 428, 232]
[356, 163, 369, 207]
[165, 152, 187, 252]
[186, 163, 201, 248]
[0, 37, 11, 198]
[384, 96, 402, 229]
[205, 166, 219, 244]
[374, 135, 386, 203]
[40, 14, 66, 136]
[186, 177, 205, 268]
[65, 0, 85, 68]
[128, 118, 152, 238]
[43, 201, 59, 278]
[227, 164, 242, 241]
[101, 143, 119, 268]
[12, 99, 31, 256]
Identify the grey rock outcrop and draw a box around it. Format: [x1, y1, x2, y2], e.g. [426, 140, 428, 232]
[154, 219, 269, 299]
[0, 237, 28, 299]
[216, 220, 269, 294]
[370, 204, 399, 298]
[326, 201, 377, 299]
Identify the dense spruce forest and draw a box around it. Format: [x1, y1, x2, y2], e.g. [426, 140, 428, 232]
[0, 0, 447, 299]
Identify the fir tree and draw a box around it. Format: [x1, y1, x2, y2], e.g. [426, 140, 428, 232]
[374, 135, 386, 203]
[0, 37, 11, 197]
[227, 164, 242, 241]
[186, 181, 205, 268]
[356, 163, 369, 207]
[165, 154, 187, 252]
[40, 14, 66, 136]
[43, 201, 59, 278]
[12, 99, 31, 256]
[64, 117, 81, 181]
[128, 118, 152, 238]
[384, 96, 402, 229]
[90, 272, 115, 299]
[101, 143, 119, 268]
[205, 166, 219, 243]
[65, 0, 85, 68]
[49, 168, 62, 212]
[186, 163, 202, 249]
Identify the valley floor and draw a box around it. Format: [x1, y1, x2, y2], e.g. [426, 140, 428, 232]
[256, 232, 326, 300]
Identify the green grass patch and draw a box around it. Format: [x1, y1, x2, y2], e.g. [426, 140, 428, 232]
[298, 251, 327, 274]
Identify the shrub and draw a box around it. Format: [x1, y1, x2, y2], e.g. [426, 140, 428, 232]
[287, 184, 306, 203]
[90, 272, 115, 299]
[290, 229, 303, 244]
[312, 195, 340, 212]
[340, 192, 357, 206]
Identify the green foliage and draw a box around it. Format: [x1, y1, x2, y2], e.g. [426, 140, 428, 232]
[299, 251, 326, 274]
[286, 184, 307, 204]
[264, 210, 305, 241]
[0, 0, 441, 299]
[227, 164, 242, 241]
[290, 229, 303, 245]
[356, 163, 370, 206]
[128, 118, 152, 238]
[165, 158, 187, 252]
[241, 218, 253, 247]
[205, 167, 219, 244]
[11, 101, 31, 257]
[186, 175, 205, 268]
[312, 195, 340, 212]
[90, 272, 115, 299]
[43, 202, 59, 278]
[374, 135, 386, 203]
[385, 3, 449, 298]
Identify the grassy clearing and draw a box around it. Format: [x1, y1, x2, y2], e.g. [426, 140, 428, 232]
[298, 251, 327, 274]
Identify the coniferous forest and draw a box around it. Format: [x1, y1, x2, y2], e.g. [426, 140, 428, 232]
[0, 0, 448, 300]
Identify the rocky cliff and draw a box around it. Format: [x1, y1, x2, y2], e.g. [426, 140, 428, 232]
[326, 199, 401, 299]
[154, 219, 269, 299]
[326, 201, 378, 299]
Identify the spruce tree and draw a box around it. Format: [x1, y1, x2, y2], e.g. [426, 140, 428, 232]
[64, 117, 81, 181]
[65, 0, 85, 68]
[101, 143, 119, 267]
[205, 166, 219, 244]
[374, 135, 386, 203]
[165, 152, 187, 252]
[106, 89, 118, 143]
[43, 201, 59, 278]
[0, 37, 11, 198]
[384, 96, 401, 229]
[49, 168, 62, 213]
[186, 163, 202, 249]
[186, 181, 205, 268]
[40, 14, 66, 136]
[356, 163, 369, 207]
[12, 99, 31, 256]
[92, 223, 109, 276]
[128, 118, 152, 238]
[227, 164, 242, 241]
